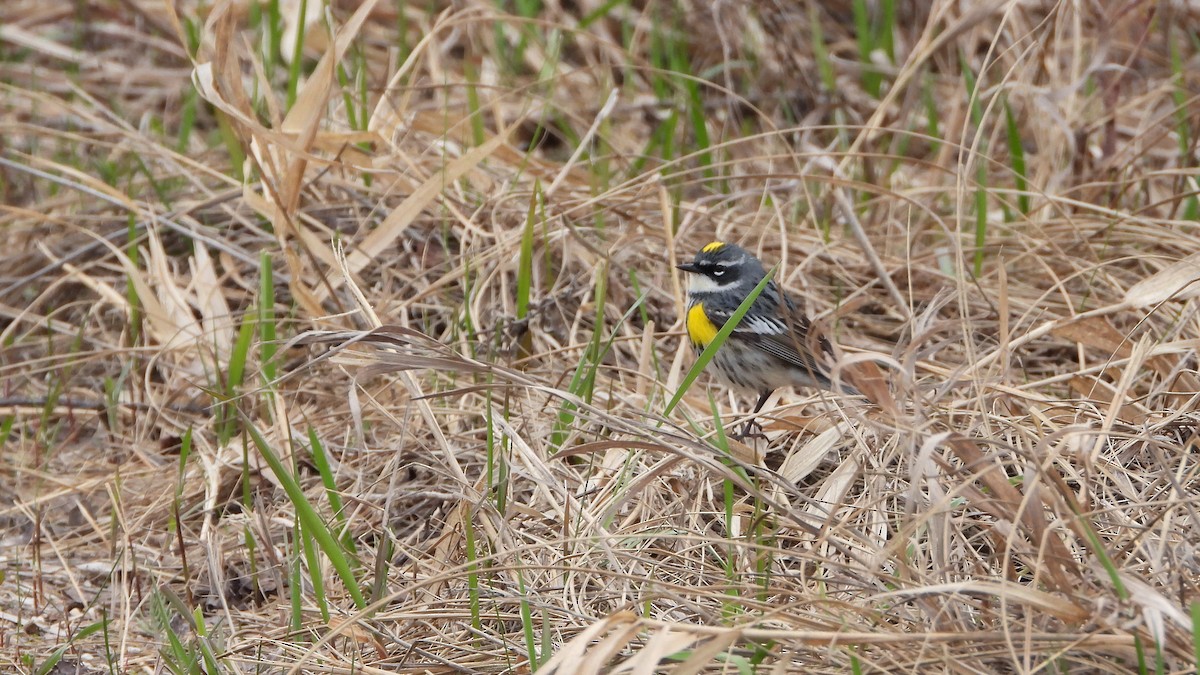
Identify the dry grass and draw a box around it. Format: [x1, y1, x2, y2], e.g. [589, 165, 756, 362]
[3, 0, 1200, 672]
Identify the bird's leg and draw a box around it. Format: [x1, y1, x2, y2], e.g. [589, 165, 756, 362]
[734, 391, 772, 440]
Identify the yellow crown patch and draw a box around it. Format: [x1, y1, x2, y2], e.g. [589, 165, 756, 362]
[701, 241, 726, 254]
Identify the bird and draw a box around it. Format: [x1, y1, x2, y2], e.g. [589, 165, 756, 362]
[676, 241, 854, 436]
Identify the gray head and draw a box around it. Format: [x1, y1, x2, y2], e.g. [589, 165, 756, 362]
[675, 241, 770, 299]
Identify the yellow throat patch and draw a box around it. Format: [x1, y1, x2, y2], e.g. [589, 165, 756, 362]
[686, 304, 719, 347]
[701, 241, 726, 253]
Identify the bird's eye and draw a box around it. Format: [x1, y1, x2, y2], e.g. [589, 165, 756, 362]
[712, 269, 725, 277]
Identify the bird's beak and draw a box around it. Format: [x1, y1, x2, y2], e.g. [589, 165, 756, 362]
[675, 262, 699, 273]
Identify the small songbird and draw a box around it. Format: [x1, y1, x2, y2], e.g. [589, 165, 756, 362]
[676, 241, 854, 434]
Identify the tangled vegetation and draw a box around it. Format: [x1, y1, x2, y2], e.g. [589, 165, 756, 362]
[3, 1, 1199, 672]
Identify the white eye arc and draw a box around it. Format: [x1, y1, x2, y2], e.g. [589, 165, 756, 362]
[712, 269, 725, 277]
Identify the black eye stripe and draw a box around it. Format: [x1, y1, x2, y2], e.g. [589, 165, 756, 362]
[696, 258, 738, 279]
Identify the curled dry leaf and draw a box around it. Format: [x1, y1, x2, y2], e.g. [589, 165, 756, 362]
[1122, 252, 1200, 308]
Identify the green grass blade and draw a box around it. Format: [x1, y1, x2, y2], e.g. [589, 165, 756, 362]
[34, 620, 107, 675]
[306, 427, 356, 554]
[259, 251, 277, 383]
[853, 0, 882, 98]
[464, 507, 483, 633]
[244, 420, 366, 609]
[285, 0, 308, 108]
[517, 568, 539, 668]
[1003, 99, 1030, 215]
[810, 4, 836, 92]
[1191, 601, 1200, 670]
[516, 185, 538, 321]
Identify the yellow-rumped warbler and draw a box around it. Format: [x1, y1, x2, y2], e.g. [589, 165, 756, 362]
[677, 241, 853, 432]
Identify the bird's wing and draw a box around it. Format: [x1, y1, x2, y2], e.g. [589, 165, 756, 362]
[709, 308, 833, 375]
